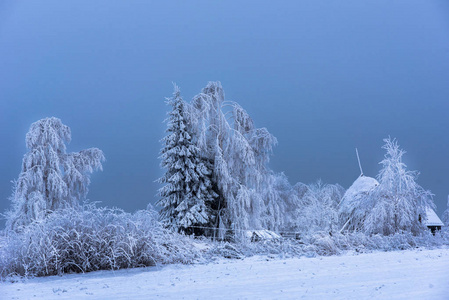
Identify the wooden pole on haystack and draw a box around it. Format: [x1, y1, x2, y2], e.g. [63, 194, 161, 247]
[356, 148, 363, 177]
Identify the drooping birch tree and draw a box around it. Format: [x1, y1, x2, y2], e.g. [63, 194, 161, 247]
[364, 138, 434, 235]
[189, 82, 279, 237]
[6, 117, 105, 231]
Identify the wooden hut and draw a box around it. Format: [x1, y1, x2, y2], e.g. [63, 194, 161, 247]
[423, 207, 444, 234]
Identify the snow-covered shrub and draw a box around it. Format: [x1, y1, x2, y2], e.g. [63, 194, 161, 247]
[414, 229, 449, 248]
[208, 242, 244, 259]
[337, 230, 449, 253]
[291, 181, 344, 235]
[6, 117, 105, 232]
[307, 232, 340, 256]
[239, 231, 449, 259]
[0, 204, 202, 278]
[229, 238, 304, 259]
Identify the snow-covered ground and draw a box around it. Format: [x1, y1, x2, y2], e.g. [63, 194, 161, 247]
[2, 248, 448, 299]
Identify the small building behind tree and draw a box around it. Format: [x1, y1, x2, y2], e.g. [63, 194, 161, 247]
[423, 207, 444, 234]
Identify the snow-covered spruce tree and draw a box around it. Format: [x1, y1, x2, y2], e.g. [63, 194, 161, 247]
[364, 138, 434, 235]
[157, 85, 218, 235]
[6, 117, 105, 232]
[189, 82, 279, 238]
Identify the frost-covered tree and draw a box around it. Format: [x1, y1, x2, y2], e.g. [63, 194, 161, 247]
[364, 138, 434, 235]
[442, 195, 449, 227]
[6, 117, 105, 231]
[291, 180, 344, 235]
[157, 85, 218, 234]
[260, 172, 299, 232]
[189, 82, 278, 237]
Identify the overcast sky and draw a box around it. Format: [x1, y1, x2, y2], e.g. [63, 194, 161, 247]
[1, 1, 449, 223]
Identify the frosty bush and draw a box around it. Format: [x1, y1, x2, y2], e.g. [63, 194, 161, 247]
[0, 204, 202, 278]
[288, 181, 344, 235]
[210, 231, 448, 260]
[1, 210, 447, 279]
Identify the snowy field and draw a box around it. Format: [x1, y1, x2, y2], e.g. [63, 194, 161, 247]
[1, 248, 448, 300]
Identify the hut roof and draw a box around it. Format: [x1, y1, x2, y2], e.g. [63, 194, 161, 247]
[424, 207, 444, 227]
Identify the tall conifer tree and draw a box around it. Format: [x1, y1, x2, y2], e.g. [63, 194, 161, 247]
[157, 85, 217, 234]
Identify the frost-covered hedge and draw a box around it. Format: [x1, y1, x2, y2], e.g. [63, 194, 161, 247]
[1, 204, 448, 279]
[218, 230, 449, 259]
[0, 204, 202, 278]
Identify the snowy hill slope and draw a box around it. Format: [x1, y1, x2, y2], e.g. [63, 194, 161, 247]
[2, 248, 448, 299]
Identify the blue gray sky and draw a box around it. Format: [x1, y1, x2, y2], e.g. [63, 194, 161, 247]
[1, 1, 449, 223]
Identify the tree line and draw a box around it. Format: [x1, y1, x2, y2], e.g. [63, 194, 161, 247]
[4, 82, 448, 239]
